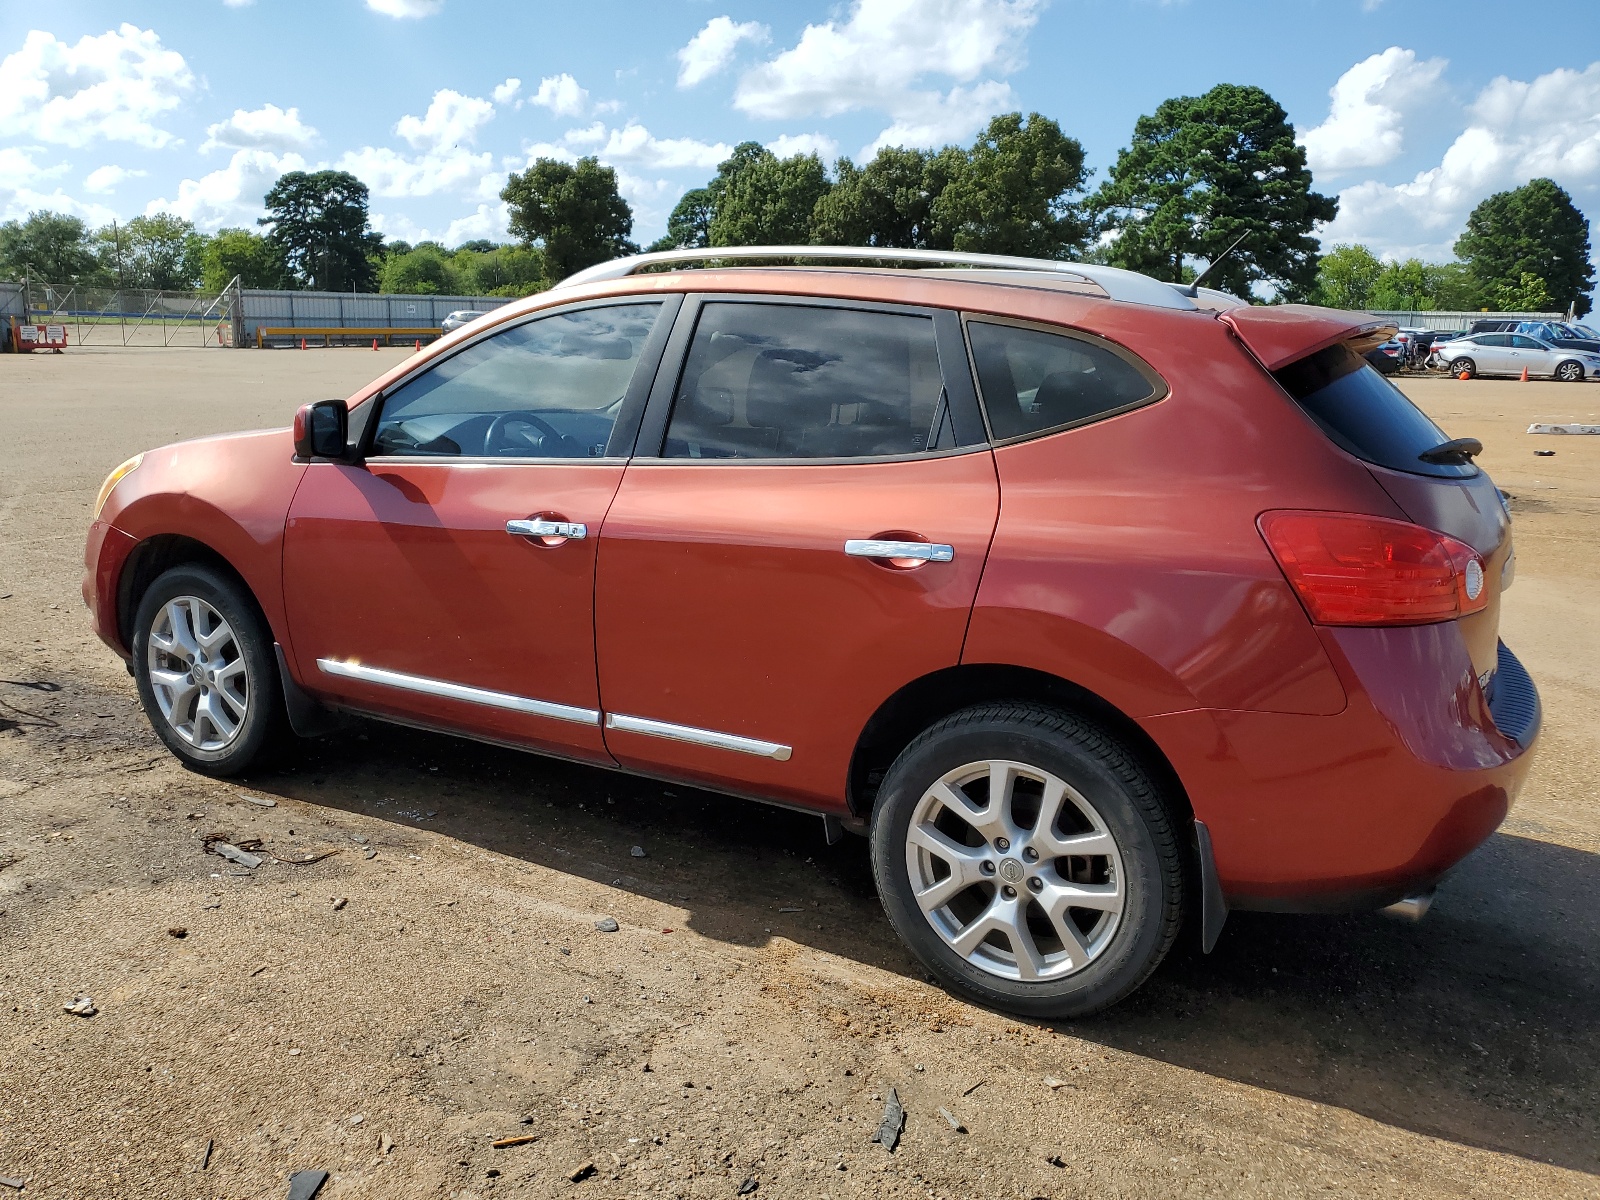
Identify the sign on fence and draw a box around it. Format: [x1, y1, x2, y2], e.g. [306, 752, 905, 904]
[14, 321, 67, 352]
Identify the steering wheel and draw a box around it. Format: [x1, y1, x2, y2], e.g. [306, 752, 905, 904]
[484, 410, 568, 457]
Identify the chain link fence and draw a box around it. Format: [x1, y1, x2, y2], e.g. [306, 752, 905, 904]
[19, 277, 242, 347]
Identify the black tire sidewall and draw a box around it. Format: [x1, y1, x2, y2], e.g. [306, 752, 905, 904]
[131, 565, 279, 776]
[1557, 361, 1582, 381]
[1451, 357, 1475, 378]
[870, 709, 1180, 1018]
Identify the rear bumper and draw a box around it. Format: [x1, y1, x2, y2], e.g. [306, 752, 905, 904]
[83, 519, 138, 658]
[1142, 627, 1539, 913]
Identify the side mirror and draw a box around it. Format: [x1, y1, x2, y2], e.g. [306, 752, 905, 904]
[293, 399, 350, 461]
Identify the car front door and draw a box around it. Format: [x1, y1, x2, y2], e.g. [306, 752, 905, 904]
[592, 296, 999, 810]
[1509, 334, 1554, 376]
[282, 297, 677, 762]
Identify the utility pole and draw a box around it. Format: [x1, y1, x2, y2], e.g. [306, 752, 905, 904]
[113, 219, 125, 290]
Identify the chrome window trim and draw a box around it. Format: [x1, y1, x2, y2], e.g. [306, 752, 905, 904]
[604, 712, 792, 761]
[359, 455, 629, 467]
[317, 659, 600, 726]
[619, 443, 987, 468]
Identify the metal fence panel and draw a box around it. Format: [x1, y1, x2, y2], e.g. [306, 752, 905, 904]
[1366, 309, 1565, 331]
[238, 289, 513, 341]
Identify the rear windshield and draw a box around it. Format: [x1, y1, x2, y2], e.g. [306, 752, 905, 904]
[1274, 344, 1477, 479]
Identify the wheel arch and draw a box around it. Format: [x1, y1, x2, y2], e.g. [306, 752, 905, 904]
[847, 663, 1194, 830]
[118, 534, 272, 653]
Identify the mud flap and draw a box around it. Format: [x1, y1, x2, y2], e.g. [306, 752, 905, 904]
[274, 643, 344, 738]
[1194, 819, 1228, 953]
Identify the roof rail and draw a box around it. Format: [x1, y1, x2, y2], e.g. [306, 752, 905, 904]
[554, 245, 1219, 312]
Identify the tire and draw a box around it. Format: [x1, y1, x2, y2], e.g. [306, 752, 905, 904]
[869, 703, 1185, 1018]
[1449, 357, 1477, 379]
[1555, 360, 1584, 382]
[131, 564, 285, 776]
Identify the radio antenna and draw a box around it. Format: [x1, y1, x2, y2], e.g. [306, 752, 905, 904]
[1181, 232, 1249, 297]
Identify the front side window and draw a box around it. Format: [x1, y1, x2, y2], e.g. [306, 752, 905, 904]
[372, 303, 664, 458]
[1510, 335, 1543, 349]
[966, 320, 1162, 443]
[662, 302, 951, 460]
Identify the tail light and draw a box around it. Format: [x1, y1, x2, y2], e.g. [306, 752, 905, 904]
[1259, 510, 1488, 626]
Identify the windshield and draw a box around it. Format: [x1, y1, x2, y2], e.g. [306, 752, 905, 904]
[1571, 323, 1600, 339]
[1275, 344, 1477, 479]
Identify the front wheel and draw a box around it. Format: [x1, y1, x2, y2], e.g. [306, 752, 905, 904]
[1449, 357, 1477, 379]
[131, 564, 285, 776]
[869, 704, 1185, 1018]
[1555, 360, 1584, 382]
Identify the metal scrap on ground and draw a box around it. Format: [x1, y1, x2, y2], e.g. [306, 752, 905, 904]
[1527, 422, 1600, 434]
[63, 994, 96, 1017]
[203, 837, 264, 869]
[285, 1168, 328, 1199]
[872, 1087, 905, 1151]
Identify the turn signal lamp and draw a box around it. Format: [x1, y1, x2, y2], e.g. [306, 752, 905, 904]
[93, 454, 144, 519]
[1259, 510, 1488, 626]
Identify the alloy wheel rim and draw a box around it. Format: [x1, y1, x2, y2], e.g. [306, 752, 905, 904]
[146, 596, 249, 752]
[905, 759, 1125, 982]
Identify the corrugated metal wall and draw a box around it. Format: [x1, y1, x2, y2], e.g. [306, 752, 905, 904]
[240, 290, 513, 340]
[1366, 309, 1565, 331]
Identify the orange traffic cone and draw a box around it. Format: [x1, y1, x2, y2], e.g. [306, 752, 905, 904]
[299, 337, 306, 350]
[415, 338, 421, 351]
[372, 337, 379, 350]
[1520, 366, 1529, 382]
[1458, 370, 1470, 381]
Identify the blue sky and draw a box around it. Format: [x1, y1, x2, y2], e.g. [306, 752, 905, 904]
[1, 0, 1597, 277]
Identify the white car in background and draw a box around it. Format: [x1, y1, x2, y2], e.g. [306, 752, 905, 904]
[1430, 331, 1600, 381]
[441, 309, 489, 334]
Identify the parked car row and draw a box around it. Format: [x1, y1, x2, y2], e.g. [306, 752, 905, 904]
[1428, 329, 1600, 380]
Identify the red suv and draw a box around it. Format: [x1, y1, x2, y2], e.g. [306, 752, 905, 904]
[83, 247, 1540, 1016]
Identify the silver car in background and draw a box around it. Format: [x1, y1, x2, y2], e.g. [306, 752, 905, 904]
[1430, 331, 1600, 381]
[441, 309, 489, 334]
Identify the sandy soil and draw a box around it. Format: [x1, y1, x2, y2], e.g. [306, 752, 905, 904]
[0, 347, 1596, 1199]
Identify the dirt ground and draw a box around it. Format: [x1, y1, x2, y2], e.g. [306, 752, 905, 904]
[1, 347, 1597, 1200]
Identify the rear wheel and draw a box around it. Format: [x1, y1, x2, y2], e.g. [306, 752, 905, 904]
[132, 565, 285, 776]
[1449, 357, 1477, 379]
[1555, 360, 1584, 382]
[869, 703, 1185, 1018]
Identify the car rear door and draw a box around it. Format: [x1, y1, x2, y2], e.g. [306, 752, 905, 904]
[282, 297, 677, 762]
[1470, 333, 1513, 374]
[592, 295, 997, 811]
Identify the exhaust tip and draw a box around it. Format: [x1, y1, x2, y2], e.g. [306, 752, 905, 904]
[1381, 890, 1435, 922]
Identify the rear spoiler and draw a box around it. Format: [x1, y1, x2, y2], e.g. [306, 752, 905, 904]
[1220, 304, 1399, 372]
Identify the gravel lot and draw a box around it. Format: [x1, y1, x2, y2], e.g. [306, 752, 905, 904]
[1, 346, 1596, 1199]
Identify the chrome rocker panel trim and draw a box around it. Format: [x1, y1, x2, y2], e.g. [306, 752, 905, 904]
[605, 712, 793, 761]
[316, 659, 601, 726]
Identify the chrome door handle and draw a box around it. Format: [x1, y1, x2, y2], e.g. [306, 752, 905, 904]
[844, 539, 954, 562]
[506, 518, 587, 540]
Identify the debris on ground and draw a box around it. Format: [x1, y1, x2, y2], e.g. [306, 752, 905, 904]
[363, 849, 377, 860]
[273, 849, 340, 866]
[236, 793, 276, 807]
[491, 1135, 538, 1148]
[378, 1134, 394, 1155]
[779, 907, 801, 913]
[872, 1087, 905, 1152]
[567, 1160, 596, 1182]
[286, 1168, 328, 1200]
[937, 1107, 966, 1133]
[331, 897, 347, 911]
[63, 994, 96, 1017]
[1527, 422, 1600, 435]
[630, 845, 645, 858]
[198, 1139, 212, 1169]
[1535, 449, 1555, 456]
[203, 837, 264, 869]
[738, 1177, 759, 1195]
[1044, 1075, 1066, 1089]
[961, 1078, 985, 1096]
[168, 927, 187, 939]
[594, 917, 619, 933]
[0, 1177, 23, 1190]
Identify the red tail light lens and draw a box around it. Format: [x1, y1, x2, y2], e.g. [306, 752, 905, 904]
[1259, 510, 1488, 626]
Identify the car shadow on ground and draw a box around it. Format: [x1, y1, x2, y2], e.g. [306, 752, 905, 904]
[249, 717, 1598, 1177]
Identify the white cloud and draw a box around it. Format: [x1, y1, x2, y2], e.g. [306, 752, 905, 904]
[396, 88, 495, 150]
[144, 148, 306, 230]
[767, 132, 839, 159]
[734, 0, 1037, 153]
[84, 164, 146, 192]
[339, 144, 496, 199]
[599, 123, 731, 171]
[532, 73, 589, 118]
[201, 103, 319, 154]
[564, 122, 607, 147]
[0, 146, 67, 189]
[222, 0, 255, 7]
[677, 16, 768, 88]
[0, 185, 117, 226]
[365, 0, 443, 17]
[1322, 62, 1600, 262]
[0, 24, 194, 148]
[444, 202, 510, 246]
[492, 77, 521, 106]
[1300, 47, 1446, 175]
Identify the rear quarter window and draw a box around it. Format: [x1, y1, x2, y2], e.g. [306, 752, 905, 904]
[1274, 343, 1476, 479]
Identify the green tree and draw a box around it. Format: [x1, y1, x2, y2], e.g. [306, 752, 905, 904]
[812, 146, 950, 249]
[378, 245, 460, 295]
[708, 150, 831, 247]
[650, 186, 716, 252]
[1455, 179, 1593, 316]
[1092, 84, 1336, 298]
[1494, 271, 1556, 313]
[99, 213, 207, 291]
[453, 244, 547, 296]
[932, 113, 1088, 258]
[201, 227, 286, 291]
[1369, 258, 1441, 312]
[502, 156, 636, 282]
[261, 170, 383, 291]
[0, 210, 100, 283]
[1313, 244, 1384, 309]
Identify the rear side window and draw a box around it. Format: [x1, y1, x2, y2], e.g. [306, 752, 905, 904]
[663, 302, 952, 459]
[966, 320, 1162, 442]
[1274, 344, 1475, 479]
